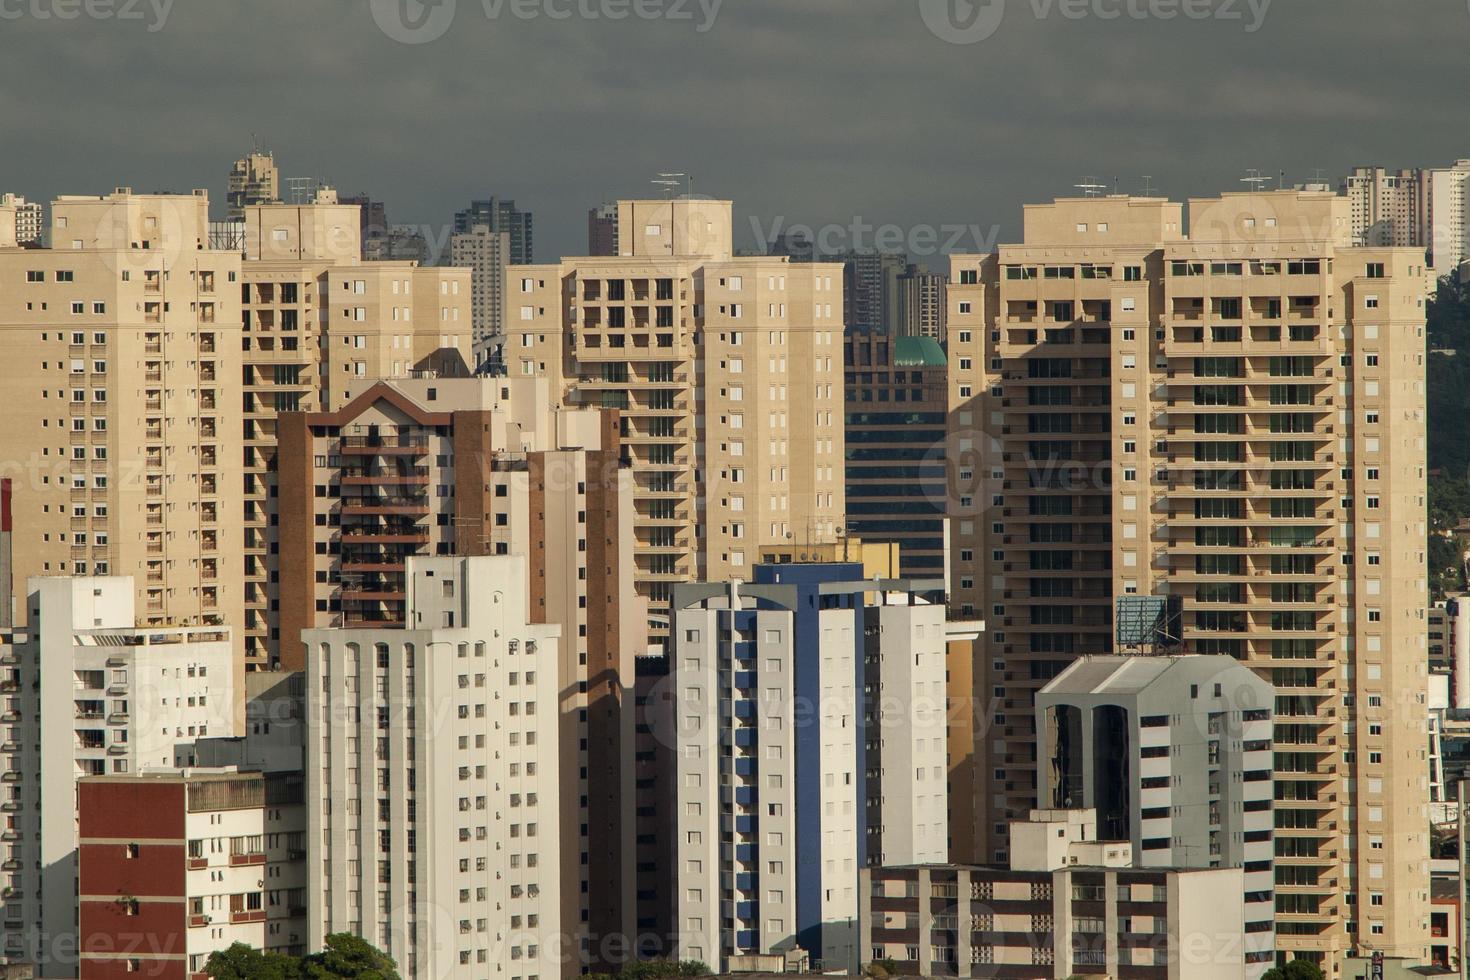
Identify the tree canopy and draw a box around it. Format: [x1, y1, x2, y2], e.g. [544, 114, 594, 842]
[204, 934, 401, 980]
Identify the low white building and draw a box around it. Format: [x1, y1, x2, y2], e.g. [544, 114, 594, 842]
[77, 768, 308, 975]
[304, 555, 563, 980]
[1036, 655, 1276, 979]
[1, 576, 236, 974]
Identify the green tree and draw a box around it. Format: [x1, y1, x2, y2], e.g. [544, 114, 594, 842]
[203, 943, 301, 980]
[1263, 960, 1325, 980]
[620, 961, 710, 980]
[301, 933, 401, 980]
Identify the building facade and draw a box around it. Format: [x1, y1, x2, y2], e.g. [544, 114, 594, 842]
[844, 333, 949, 580]
[0, 189, 247, 669]
[454, 197, 533, 266]
[1, 194, 43, 246]
[450, 224, 510, 369]
[1036, 654, 1276, 976]
[588, 203, 619, 258]
[235, 192, 472, 667]
[1343, 161, 1470, 274]
[305, 556, 563, 980]
[861, 809, 1251, 980]
[279, 378, 639, 971]
[898, 265, 949, 342]
[947, 189, 1431, 970]
[1, 576, 237, 975]
[670, 563, 951, 972]
[77, 770, 308, 979]
[514, 198, 846, 643]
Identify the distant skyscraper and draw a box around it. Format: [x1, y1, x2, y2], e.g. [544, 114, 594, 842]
[227, 150, 280, 219]
[842, 333, 948, 578]
[767, 228, 816, 262]
[339, 191, 389, 251]
[1343, 160, 1470, 273]
[454, 196, 533, 264]
[450, 224, 509, 367]
[896, 263, 948, 341]
[589, 201, 619, 256]
[844, 251, 907, 334]
[1426, 160, 1470, 274]
[0, 194, 42, 245]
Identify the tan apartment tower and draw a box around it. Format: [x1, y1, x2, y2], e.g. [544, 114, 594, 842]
[235, 190, 471, 667]
[513, 197, 846, 644]
[0, 189, 248, 702]
[947, 189, 1430, 972]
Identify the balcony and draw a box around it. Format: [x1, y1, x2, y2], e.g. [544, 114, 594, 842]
[340, 529, 430, 546]
[228, 851, 266, 867]
[341, 498, 431, 517]
[340, 435, 430, 455]
[341, 473, 430, 487]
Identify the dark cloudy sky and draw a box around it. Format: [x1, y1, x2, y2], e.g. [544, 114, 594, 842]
[1, 0, 1467, 264]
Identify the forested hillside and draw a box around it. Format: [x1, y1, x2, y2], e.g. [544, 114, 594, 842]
[1426, 274, 1470, 597]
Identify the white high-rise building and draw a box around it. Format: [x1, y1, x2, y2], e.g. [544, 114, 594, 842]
[304, 555, 563, 980]
[671, 562, 950, 974]
[1426, 160, 1470, 275]
[0, 576, 237, 975]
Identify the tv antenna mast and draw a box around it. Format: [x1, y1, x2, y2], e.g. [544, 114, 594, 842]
[284, 176, 320, 204]
[1240, 169, 1271, 193]
[1074, 176, 1107, 198]
[1140, 175, 1157, 196]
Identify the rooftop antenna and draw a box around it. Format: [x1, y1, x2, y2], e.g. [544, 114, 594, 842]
[1074, 176, 1107, 198]
[284, 176, 318, 204]
[1240, 168, 1271, 193]
[651, 174, 683, 256]
[1141, 175, 1157, 197]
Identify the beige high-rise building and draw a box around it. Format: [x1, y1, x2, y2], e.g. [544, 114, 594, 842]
[1344, 161, 1470, 274]
[1343, 166, 1428, 249]
[0, 190, 247, 690]
[1, 194, 44, 246]
[948, 189, 1430, 973]
[235, 191, 472, 667]
[897, 263, 949, 341]
[514, 198, 846, 641]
